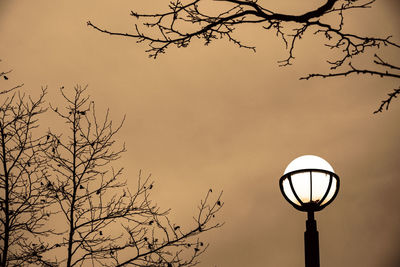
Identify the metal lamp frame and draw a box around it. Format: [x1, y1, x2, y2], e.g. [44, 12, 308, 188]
[279, 168, 340, 212]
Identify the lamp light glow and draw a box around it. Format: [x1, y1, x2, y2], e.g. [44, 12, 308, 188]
[284, 155, 334, 174]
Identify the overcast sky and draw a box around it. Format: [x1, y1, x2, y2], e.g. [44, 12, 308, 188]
[1, 0, 399, 266]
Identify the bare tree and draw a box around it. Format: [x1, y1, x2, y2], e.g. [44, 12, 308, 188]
[43, 85, 223, 266]
[0, 86, 56, 267]
[87, 0, 399, 112]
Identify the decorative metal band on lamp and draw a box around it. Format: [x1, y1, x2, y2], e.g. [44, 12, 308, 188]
[279, 155, 340, 212]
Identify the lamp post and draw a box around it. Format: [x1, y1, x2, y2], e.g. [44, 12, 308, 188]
[279, 155, 340, 267]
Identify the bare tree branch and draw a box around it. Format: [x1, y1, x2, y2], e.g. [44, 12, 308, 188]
[373, 87, 400, 114]
[87, 0, 399, 112]
[301, 54, 400, 113]
[113, 189, 223, 267]
[1, 60, 23, 95]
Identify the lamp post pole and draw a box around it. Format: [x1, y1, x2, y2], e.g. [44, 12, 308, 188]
[279, 155, 340, 267]
[304, 211, 319, 267]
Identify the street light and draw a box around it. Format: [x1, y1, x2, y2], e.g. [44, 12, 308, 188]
[279, 155, 340, 267]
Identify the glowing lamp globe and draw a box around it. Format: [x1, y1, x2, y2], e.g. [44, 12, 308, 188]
[279, 155, 340, 212]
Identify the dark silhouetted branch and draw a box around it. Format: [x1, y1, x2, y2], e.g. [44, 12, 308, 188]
[88, 0, 399, 112]
[301, 55, 400, 113]
[374, 87, 400, 114]
[1, 60, 24, 95]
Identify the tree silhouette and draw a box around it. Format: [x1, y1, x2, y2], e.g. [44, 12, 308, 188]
[87, 0, 399, 112]
[43, 85, 223, 266]
[0, 84, 56, 266]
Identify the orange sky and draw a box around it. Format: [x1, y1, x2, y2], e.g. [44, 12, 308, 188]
[1, 1, 400, 266]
